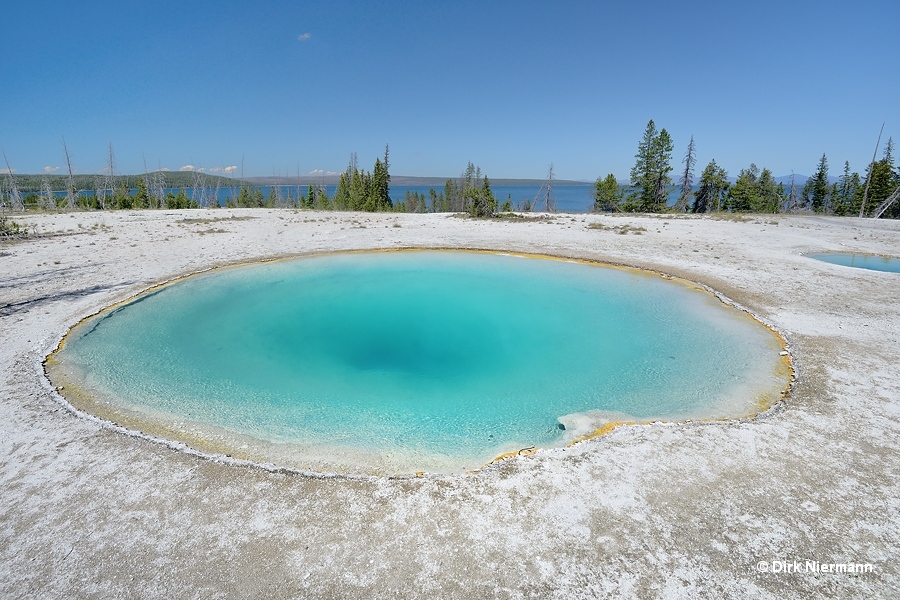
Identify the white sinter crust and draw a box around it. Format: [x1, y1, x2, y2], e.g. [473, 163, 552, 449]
[1, 209, 898, 598]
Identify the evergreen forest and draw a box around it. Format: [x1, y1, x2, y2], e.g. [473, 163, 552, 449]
[592, 120, 900, 219]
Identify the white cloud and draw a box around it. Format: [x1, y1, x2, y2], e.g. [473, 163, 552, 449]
[326, 171, 338, 176]
[0, 167, 14, 175]
[179, 165, 195, 172]
[208, 166, 237, 174]
[308, 169, 324, 175]
[44, 165, 60, 173]
[298, 33, 311, 41]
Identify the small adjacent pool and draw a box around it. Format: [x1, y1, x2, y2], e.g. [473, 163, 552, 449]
[47, 250, 790, 475]
[806, 253, 900, 273]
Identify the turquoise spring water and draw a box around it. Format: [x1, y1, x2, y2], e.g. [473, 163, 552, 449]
[807, 252, 900, 273]
[53, 251, 787, 474]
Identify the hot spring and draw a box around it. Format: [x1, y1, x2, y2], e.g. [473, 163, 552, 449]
[47, 250, 790, 475]
[806, 252, 900, 273]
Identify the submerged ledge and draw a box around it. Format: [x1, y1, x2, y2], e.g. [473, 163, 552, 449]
[44, 247, 795, 477]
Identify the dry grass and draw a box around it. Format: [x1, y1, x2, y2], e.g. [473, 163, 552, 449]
[709, 213, 753, 222]
[587, 222, 646, 235]
[179, 215, 257, 225]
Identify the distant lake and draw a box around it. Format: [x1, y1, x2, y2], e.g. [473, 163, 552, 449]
[391, 185, 595, 212]
[43, 181, 710, 212]
[49, 184, 598, 212]
[242, 184, 597, 212]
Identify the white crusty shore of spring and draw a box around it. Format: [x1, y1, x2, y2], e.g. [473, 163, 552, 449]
[1, 209, 898, 598]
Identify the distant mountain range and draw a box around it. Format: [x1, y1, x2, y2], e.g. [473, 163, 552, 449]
[756, 175, 841, 185]
[615, 175, 836, 186]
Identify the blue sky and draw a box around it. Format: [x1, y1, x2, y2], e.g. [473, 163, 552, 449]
[3, 0, 898, 181]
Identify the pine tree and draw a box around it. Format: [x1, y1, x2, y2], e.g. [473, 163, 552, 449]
[650, 128, 674, 211]
[459, 162, 480, 213]
[372, 144, 392, 210]
[631, 122, 656, 209]
[334, 171, 350, 210]
[692, 160, 728, 213]
[469, 175, 497, 217]
[629, 120, 659, 211]
[134, 177, 150, 209]
[628, 120, 674, 212]
[883, 138, 900, 218]
[428, 188, 439, 213]
[443, 178, 459, 212]
[365, 146, 392, 212]
[674, 136, 696, 212]
[833, 161, 860, 216]
[349, 168, 366, 210]
[727, 164, 760, 212]
[170, 188, 193, 209]
[115, 179, 131, 209]
[754, 168, 782, 213]
[803, 153, 830, 212]
[370, 158, 390, 211]
[481, 176, 496, 214]
[315, 185, 330, 210]
[592, 174, 622, 212]
[857, 159, 896, 216]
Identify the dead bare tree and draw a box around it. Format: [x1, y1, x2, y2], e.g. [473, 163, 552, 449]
[212, 174, 221, 208]
[141, 155, 154, 209]
[871, 185, 900, 219]
[2, 152, 22, 211]
[150, 160, 167, 208]
[102, 142, 118, 210]
[40, 176, 55, 210]
[787, 172, 799, 212]
[534, 163, 556, 212]
[228, 167, 239, 206]
[94, 174, 105, 209]
[95, 142, 116, 210]
[191, 168, 208, 207]
[859, 122, 885, 218]
[62, 137, 77, 210]
[297, 162, 308, 205]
